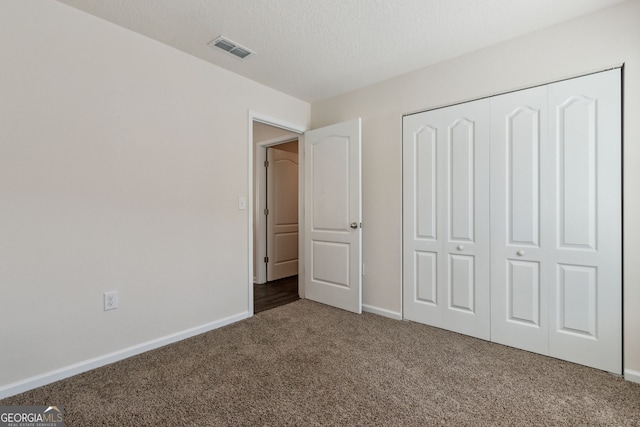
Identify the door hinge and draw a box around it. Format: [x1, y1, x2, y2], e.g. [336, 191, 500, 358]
[264, 256, 269, 263]
[264, 160, 269, 167]
[264, 208, 269, 215]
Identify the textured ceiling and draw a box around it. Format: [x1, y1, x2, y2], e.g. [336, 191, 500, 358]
[57, 0, 625, 102]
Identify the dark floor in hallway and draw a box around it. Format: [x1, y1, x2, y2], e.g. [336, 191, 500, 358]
[254, 275, 299, 313]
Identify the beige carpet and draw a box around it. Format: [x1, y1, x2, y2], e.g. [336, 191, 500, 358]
[2, 300, 639, 426]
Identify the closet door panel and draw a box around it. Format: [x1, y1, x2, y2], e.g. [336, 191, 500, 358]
[490, 86, 550, 354]
[548, 70, 621, 374]
[415, 251, 437, 304]
[449, 254, 475, 312]
[449, 119, 475, 241]
[440, 100, 491, 340]
[403, 113, 444, 327]
[415, 126, 438, 240]
[557, 97, 597, 249]
[508, 260, 540, 325]
[508, 108, 540, 246]
[556, 264, 597, 336]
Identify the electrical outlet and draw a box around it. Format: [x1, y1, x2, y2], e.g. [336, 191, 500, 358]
[104, 291, 118, 311]
[238, 196, 246, 210]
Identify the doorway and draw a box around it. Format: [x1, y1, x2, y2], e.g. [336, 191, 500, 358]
[248, 113, 363, 316]
[254, 275, 299, 313]
[252, 121, 302, 313]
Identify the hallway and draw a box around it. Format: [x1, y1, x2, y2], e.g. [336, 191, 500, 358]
[254, 275, 299, 313]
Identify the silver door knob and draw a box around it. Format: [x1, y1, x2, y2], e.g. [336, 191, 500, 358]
[516, 250, 525, 256]
[456, 245, 464, 251]
[350, 222, 358, 229]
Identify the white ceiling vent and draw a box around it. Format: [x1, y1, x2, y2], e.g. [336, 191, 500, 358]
[208, 36, 254, 60]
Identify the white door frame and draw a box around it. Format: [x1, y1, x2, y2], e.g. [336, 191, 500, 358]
[255, 135, 299, 284]
[248, 111, 306, 315]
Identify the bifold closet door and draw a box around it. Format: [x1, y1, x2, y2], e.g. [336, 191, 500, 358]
[403, 99, 491, 340]
[490, 70, 621, 373]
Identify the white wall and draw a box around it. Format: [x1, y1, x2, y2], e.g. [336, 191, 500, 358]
[312, 0, 640, 378]
[254, 122, 298, 143]
[0, 0, 309, 394]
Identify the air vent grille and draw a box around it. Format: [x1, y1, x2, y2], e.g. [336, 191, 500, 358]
[231, 47, 251, 59]
[208, 36, 254, 60]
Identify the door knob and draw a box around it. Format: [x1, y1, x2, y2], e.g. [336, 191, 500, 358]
[350, 222, 358, 229]
[456, 245, 464, 251]
[516, 250, 525, 256]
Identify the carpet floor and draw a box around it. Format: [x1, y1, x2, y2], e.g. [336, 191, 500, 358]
[2, 299, 639, 426]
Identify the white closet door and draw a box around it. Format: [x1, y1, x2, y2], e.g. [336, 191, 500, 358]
[403, 111, 442, 327]
[490, 70, 621, 373]
[547, 70, 621, 374]
[404, 70, 620, 373]
[490, 86, 551, 354]
[403, 99, 491, 340]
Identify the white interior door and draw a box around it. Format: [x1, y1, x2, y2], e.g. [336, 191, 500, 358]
[403, 99, 491, 340]
[304, 118, 362, 313]
[490, 85, 551, 354]
[546, 70, 621, 374]
[266, 146, 299, 281]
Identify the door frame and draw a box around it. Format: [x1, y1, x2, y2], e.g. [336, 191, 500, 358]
[255, 136, 299, 284]
[248, 111, 306, 315]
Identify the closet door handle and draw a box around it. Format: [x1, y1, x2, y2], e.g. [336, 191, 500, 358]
[456, 245, 464, 251]
[516, 250, 525, 256]
[350, 222, 358, 229]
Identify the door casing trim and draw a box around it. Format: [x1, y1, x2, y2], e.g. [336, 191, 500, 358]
[248, 111, 306, 315]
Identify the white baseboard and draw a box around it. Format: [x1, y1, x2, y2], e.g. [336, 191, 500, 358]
[0, 311, 250, 400]
[624, 369, 640, 384]
[362, 304, 402, 320]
